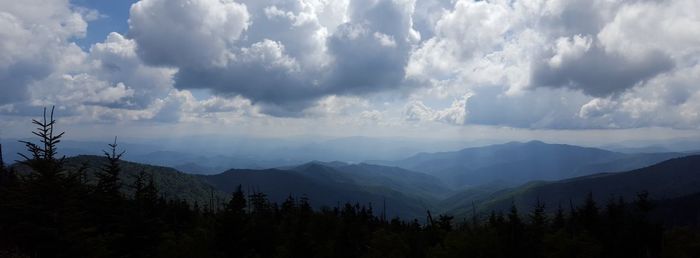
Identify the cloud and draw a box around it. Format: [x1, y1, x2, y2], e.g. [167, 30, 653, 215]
[403, 0, 700, 129]
[128, 0, 420, 115]
[4, 0, 700, 131]
[360, 110, 383, 122]
[531, 37, 674, 97]
[24, 32, 176, 113]
[574, 63, 700, 129]
[407, 0, 511, 80]
[405, 93, 470, 125]
[30, 74, 134, 107]
[303, 95, 370, 117]
[129, 0, 250, 67]
[0, 0, 176, 119]
[0, 0, 88, 104]
[597, 0, 700, 61]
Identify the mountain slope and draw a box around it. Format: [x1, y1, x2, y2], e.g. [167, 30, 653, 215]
[291, 162, 453, 199]
[199, 167, 433, 219]
[62, 155, 227, 205]
[372, 141, 689, 188]
[574, 152, 690, 176]
[450, 155, 700, 217]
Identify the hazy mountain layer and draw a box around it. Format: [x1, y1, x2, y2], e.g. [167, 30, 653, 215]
[446, 155, 700, 218]
[199, 166, 435, 219]
[371, 141, 688, 188]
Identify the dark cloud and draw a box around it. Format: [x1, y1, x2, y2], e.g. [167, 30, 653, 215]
[0, 60, 51, 104]
[129, 0, 418, 116]
[464, 87, 590, 129]
[531, 46, 674, 97]
[173, 52, 319, 116]
[128, 0, 249, 68]
[325, 25, 410, 95]
[411, 0, 453, 41]
[542, 0, 608, 37]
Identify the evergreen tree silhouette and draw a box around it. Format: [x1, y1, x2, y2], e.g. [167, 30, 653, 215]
[95, 136, 124, 197]
[18, 106, 66, 180]
[530, 198, 547, 228]
[579, 192, 600, 232]
[89, 136, 127, 255]
[12, 106, 90, 257]
[0, 143, 16, 188]
[634, 190, 653, 217]
[226, 185, 247, 215]
[0, 143, 4, 173]
[552, 203, 566, 230]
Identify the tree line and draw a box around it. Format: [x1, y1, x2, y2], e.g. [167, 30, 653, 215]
[0, 107, 699, 257]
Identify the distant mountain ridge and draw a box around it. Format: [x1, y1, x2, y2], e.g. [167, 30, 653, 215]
[199, 164, 442, 219]
[11, 140, 700, 222]
[291, 162, 452, 198]
[370, 140, 688, 188]
[12, 155, 228, 206]
[198, 160, 460, 218]
[445, 155, 700, 217]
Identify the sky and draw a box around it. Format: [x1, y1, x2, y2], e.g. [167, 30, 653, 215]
[1, 0, 700, 145]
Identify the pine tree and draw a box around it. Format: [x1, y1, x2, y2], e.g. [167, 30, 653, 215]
[530, 198, 547, 228]
[96, 137, 124, 196]
[140, 173, 159, 208]
[605, 196, 626, 224]
[280, 194, 296, 215]
[123, 170, 162, 258]
[131, 170, 159, 212]
[299, 195, 312, 217]
[488, 210, 498, 227]
[86, 137, 126, 255]
[250, 191, 271, 215]
[13, 106, 89, 256]
[579, 192, 600, 231]
[0, 143, 4, 173]
[508, 203, 522, 227]
[226, 185, 247, 215]
[552, 203, 566, 230]
[437, 214, 454, 231]
[634, 190, 653, 216]
[18, 106, 66, 180]
[0, 143, 15, 187]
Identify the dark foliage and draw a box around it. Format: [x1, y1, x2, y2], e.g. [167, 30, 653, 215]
[1, 108, 699, 257]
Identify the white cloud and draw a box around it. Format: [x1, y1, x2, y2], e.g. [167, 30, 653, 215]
[127, 0, 421, 114]
[30, 74, 134, 106]
[129, 0, 250, 67]
[23, 32, 176, 116]
[0, 0, 177, 121]
[304, 95, 370, 116]
[403, 0, 700, 129]
[579, 98, 616, 119]
[405, 93, 471, 125]
[407, 0, 511, 80]
[0, 0, 89, 104]
[360, 110, 383, 121]
[548, 35, 592, 68]
[3, 0, 700, 132]
[374, 32, 397, 47]
[598, 0, 700, 61]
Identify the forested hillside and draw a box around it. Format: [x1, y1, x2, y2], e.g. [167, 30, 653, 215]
[445, 155, 700, 218]
[2, 109, 700, 257]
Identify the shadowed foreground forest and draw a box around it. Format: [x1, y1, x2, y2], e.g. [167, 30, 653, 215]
[1, 109, 700, 258]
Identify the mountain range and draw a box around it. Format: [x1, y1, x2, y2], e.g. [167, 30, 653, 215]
[10, 140, 700, 222]
[199, 162, 452, 218]
[369, 140, 691, 188]
[447, 155, 700, 220]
